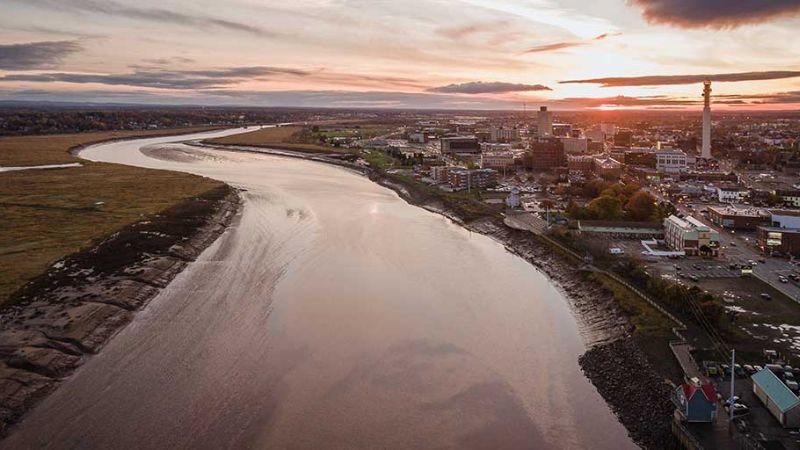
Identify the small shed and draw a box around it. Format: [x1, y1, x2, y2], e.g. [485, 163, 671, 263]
[753, 368, 800, 428]
[674, 383, 717, 422]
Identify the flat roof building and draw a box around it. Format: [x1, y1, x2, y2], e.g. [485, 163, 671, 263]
[752, 368, 800, 428]
[656, 149, 688, 173]
[440, 136, 480, 154]
[707, 206, 769, 230]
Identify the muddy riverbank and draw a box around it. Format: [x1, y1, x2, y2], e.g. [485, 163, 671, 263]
[0, 184, 241, 436]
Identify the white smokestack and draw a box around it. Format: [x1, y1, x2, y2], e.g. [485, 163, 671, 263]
[701, 80, 712, 159]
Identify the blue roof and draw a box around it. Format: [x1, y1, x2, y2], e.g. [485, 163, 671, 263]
[753, 368, 800, 412]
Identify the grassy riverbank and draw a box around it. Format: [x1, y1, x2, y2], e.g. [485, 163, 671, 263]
[0, 128, 224, 305]
[207, 126, 349, 154]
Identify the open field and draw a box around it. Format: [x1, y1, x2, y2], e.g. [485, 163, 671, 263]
[207, 126, 346, 154]
[0, 130, 223, 305]
[0, 127, 216, 166]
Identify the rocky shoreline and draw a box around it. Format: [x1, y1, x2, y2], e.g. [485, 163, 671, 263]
[0, 184, 241, 437]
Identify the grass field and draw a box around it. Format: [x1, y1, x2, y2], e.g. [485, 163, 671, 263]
[0, 127, 216, 166]
[0, 129, 223, 305]
[207, 126, 345, 154]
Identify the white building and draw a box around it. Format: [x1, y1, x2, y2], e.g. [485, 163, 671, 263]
[480, 151, 515, 170]
[490, 126, 520, 142]
[656, 149, 688, 173]
[663, 215, 720, 257]
[562, 137, 588, 154]
[716, 185, 748, 203]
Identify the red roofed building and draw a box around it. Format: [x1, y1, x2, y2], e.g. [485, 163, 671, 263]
[674, 383, 718, 423]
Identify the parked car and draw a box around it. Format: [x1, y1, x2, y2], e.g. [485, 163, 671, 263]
[761, 293, 773, 300]
[743, 364, 755, 375]
[690, 275, 700, 282]
[787, 380, 800, 393]
[734, 364, 746, 377]
[779, 276, 789, 283]
[753, 365, 763, 373]
[725, 403, 750, 417]
[766, 363, 784, 374]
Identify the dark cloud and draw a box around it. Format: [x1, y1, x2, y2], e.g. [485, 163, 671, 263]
[524, 32, 618, 53]
[555, 95, 700, 108]
[0, 40, 82, 70]
[712, 91, 800, 104]
[1, 66, 308, 90]
[524, 41, 582, 53]
[593, 32, 621, 40]
[17, 0, 276, 37]
[561, 70, 800, 87]
[428, 81, 551, 94]
[630, 0, 800, 28]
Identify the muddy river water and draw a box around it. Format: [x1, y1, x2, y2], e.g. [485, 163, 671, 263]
[4, 129, 637, 449]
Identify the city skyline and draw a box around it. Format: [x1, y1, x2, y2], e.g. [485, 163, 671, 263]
[2, 0, 800, 109]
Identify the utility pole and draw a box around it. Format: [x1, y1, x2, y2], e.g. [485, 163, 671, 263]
[729, 349, 736, 433]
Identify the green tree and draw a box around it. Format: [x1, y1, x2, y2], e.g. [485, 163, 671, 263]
[587, 194, 623, 220]
[625, 190, 658, 221]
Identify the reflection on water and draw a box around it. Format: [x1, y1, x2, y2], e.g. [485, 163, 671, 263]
[5, 131, 636, 450]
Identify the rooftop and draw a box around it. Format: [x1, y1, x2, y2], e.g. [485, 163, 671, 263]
[752, 368, 800, 413]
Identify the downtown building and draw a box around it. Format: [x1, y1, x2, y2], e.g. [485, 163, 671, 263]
[530, 139, 565, 170]
[447, 168, 498, 190]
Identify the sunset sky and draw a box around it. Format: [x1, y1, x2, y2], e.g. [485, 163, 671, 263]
[2, 0, 800, 109]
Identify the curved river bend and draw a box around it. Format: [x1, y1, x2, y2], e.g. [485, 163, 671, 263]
[5, 129, 637, 449]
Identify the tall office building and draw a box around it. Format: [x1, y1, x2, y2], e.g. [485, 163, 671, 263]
[537, 106, 553, 137]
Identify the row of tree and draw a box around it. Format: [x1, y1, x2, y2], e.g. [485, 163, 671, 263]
[566, 182, 675, 222]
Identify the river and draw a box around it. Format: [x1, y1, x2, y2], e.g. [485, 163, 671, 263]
[4, 129, 637, 449]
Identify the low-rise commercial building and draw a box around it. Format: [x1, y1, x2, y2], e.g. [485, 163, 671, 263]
[758, 226, 800, 256]
[480, 151, 515, 170]
[663, 215, 720, 257]
[752, 368, 800, 428]
[440, 136, 480, 154]
[707, 206, 769, 230]
[656, 149, 688, 173]
[771, 210, 800, 229]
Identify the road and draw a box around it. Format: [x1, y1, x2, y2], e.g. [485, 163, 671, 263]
[4, 129, 636, 449]
[646, 187, 800, 301]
